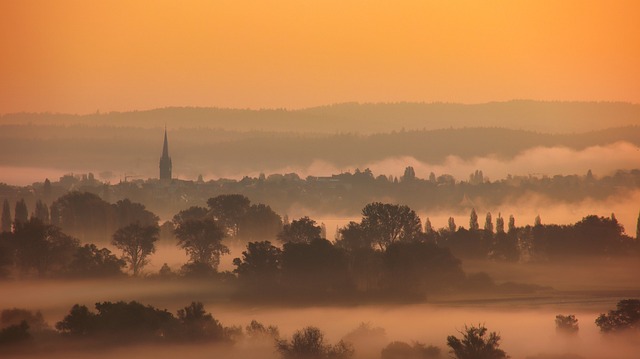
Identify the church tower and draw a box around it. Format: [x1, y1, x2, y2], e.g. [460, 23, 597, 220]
[159, 127, 172, 180]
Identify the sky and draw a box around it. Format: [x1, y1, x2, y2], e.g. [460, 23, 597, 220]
[1, 0, 639, 115]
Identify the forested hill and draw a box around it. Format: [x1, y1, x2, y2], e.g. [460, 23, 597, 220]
[1, 125, 639, 182]
[2, 100, 639, 133]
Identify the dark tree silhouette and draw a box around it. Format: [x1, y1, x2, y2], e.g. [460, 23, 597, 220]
[277, 216, 322, 244]
[233, 241, 282, 281]
[424, 218, 434, 234]
[595, 299, 640, 333]
[1, 199, 11, 233]
[67, 244, 125, 278]
[469, 209, 479, 231]
[112, 199, 158, 229]
[448, 217, 457, 232]
[207, 194, 251, 237]
[0, 321, 31, 344]
[277, 326, 354, 359]
[32, 200, 49, 224]
[14, 199, 28, 226]
[636, 210, 639, 240]
[361, 202, 422, 250]
[238, 204, 282, 242]
[495, 213, 505, 234]
[172, 206, 209, 226]
[507, 215, 516, 234]
[335, 221, 371, 251]
[484, 213, 493, 233]
[13, 218, 79, 277]
[245, 319, 279, 341]
[447, 324, 508, 359]
[51, 192, 111, 242]
[111, 223, 159, 276]
[176, 302, 224, 341]
[174, 219, 228, 270]
[555, 314, 579, 334]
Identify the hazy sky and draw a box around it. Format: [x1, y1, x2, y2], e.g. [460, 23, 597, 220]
[1, 1, 638, 114]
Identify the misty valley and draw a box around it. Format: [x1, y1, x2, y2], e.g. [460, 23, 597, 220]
[1, 176, 640, 358]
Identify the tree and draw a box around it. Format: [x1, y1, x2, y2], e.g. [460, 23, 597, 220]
[174, 219, 229, 270]
[507, 215, 516, 234]
[233, 241, 282, 281]
[447, 324, 508, 359]
[176, 302, 224, 341]
[238, 204, 283, 242]
[67, 244, 125, 278]
[636, 210, 640, 240]
[484, 213, 493, 233]
[277, 216, 322, 244]
[595, 299, 640, 333]
[1, 199, 11, 232]
[448, 217, 457, 232]
[207, 194, 251, 237]
[111, 223, 159, 276]
[360, 202, 422, 251]
[32, 200, 49, 224]
[555, 314, 579, 334]
[51, 192, 112, 242]
[469, 209, 479, 231]
[277, 326, 354, 359]
[172, 206, 209, 226]
[495, 214, 505, 234]
[424, 218, 433, 234]
[112, 199, 158, 229]
[402, 166, 416, 182]
[13, 218, 80, 277]
[335, 221, 371, 251]
[534, 215, 542, 227]
[14, 199, 28, 226]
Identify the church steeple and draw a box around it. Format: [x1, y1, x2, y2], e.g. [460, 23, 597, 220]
[159, 126, 172, 180]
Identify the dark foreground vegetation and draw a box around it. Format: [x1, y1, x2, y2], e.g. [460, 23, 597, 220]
[1, 190, 639, 302]
[1, 299, 639, 358]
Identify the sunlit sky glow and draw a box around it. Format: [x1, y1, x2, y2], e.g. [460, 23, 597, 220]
[1, 0, 639, 114]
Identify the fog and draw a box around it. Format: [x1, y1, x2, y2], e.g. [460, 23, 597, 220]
[2, 278, 639, 359]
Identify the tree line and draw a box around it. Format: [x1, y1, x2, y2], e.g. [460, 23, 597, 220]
[2, 299, 639, 358]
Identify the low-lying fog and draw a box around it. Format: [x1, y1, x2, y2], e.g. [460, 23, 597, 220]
[1, 278, 639, 359]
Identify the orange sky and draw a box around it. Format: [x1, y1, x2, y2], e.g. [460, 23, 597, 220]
[1, 0, 639, 114]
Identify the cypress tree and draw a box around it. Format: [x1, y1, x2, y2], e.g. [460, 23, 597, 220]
[1, 199, 11, 232]
[14, 199, 28, 225]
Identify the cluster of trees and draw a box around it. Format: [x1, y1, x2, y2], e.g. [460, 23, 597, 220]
[1, 193, 158, 244]
[420, 209, 638, 262]
[4, 166, 640, 231]
[2, 191, 637, 303]
[3, 299, 639, 356]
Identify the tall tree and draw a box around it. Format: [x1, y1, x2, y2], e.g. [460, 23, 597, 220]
[534, 215, 542, 227]
[448, 217, 457, 232]
[174, 219, 228, 270]
[1, 199, 11, 233]
[14, 199, 28, 226]
[111, 223, 159, 276]
[469, 208, 479, 231]
[484, 212, 493, 233]
[495, 213, 505, 234]
[32, 200, 50, 224]
[508, 215, 516, 234]
[636, 210, 640, 240]
[424, 217, 433, 234]
[360, 202, 422, 251]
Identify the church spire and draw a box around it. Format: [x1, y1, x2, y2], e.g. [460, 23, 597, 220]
[159, 126, 172, 180]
